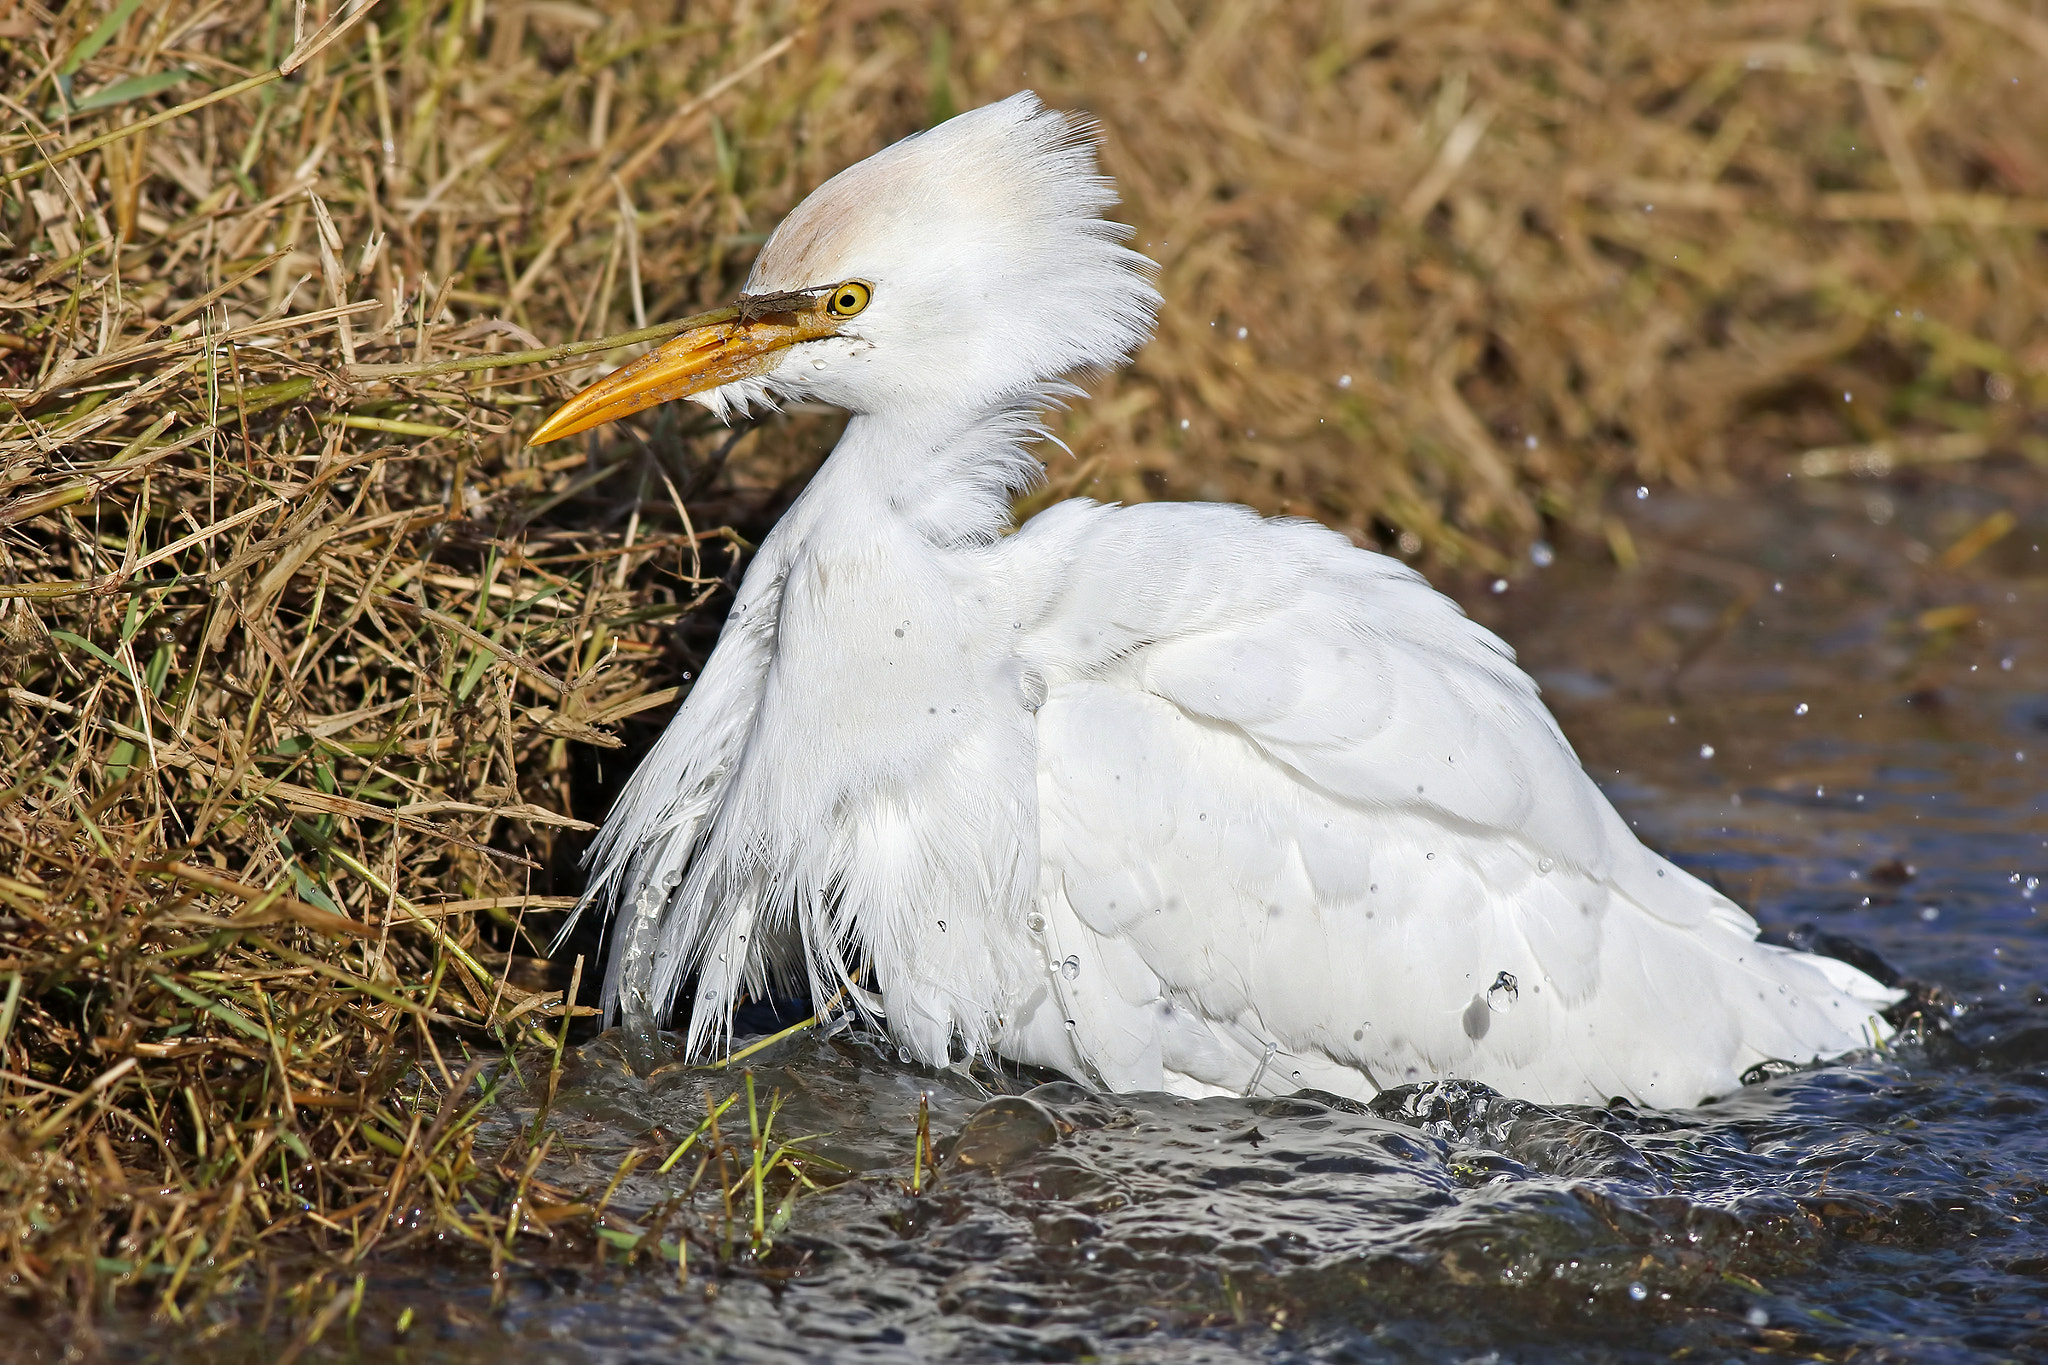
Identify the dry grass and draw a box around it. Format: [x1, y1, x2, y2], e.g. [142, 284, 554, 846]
[0, 0, 2044, 1336]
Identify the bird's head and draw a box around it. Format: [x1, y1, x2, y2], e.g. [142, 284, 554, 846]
[530, 91, 1159, 443]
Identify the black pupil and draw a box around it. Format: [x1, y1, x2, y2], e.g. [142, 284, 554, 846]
[838, 292, 857, 309]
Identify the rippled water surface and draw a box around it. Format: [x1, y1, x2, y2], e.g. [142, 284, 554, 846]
[113, 475, 2048, 1361]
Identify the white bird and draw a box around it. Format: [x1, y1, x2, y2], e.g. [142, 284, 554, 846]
[531, 93, 1898, 1108]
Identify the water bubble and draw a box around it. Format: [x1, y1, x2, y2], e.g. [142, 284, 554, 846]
[1635, 485, 1649, 500]
[1699, 744, 1716, 759]
[1530, 540, 1555, 568]
[1488, 971, 1519, 1008]
[1490, 578, 1508, 594]
[1628, 1282, 1647, 1302]
[1795, 702, 1809, 716]
[1061, 955, 1081, 980]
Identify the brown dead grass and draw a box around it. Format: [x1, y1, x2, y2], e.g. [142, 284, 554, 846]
[0, 0, 2044, 1335]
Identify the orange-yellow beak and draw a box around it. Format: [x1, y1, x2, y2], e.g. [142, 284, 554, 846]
[529, 298, 841, 444]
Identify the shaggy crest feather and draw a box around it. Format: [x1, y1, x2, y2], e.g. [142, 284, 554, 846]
[565, 93, 1899, 1106]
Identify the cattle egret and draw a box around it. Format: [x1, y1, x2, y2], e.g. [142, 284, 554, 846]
[532, 93, 1897, 1107]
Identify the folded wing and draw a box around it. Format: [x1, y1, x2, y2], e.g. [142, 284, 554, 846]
[999, 501, 1896, 1106]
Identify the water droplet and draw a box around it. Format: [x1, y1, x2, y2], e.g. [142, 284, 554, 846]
[1635, 485, 1648, 500]
[1628, 1282, 1647, 1301]
[1179, 417, 1190, 429]
[1746, 1307, 1770, 1328]
[936, 920, 946, 932]
[1537, 857, 1554, 874]
[1490, 578, 1508, 594]
[1530, 540, 1555, 568]
[1061, 956, 1080, 981]
[1488, 972, 1519, 1011]
[1699, 744, 1715, 759]
[1236, 326, 1248, 339]
[1795, 702, 1809, 716]
[1920, 906, 1940, 921]
[1025, 913, 1046, 933]
[893, 627, 904, 638]
[1337, 373, 1353, 389]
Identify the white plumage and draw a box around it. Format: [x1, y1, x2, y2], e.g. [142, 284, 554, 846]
[537, 92, 1898, 1108]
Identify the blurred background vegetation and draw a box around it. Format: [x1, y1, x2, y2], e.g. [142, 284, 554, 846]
[0, 0, 2043, 1334]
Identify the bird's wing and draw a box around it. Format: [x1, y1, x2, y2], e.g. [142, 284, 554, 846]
[998, 501, 1894, 1106]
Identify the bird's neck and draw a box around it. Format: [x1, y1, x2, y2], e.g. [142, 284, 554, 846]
[794, 402, 1048, 549]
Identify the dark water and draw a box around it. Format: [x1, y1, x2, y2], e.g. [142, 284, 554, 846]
[92, 473, 2048, 1362]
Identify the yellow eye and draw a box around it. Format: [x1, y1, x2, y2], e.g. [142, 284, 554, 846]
[825, 280, 873, 317]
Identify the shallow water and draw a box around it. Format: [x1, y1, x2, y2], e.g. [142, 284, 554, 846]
[78, 474, 2048, 1362]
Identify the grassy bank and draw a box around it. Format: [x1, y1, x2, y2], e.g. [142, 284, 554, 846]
[1, 0, 2043, 1335]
